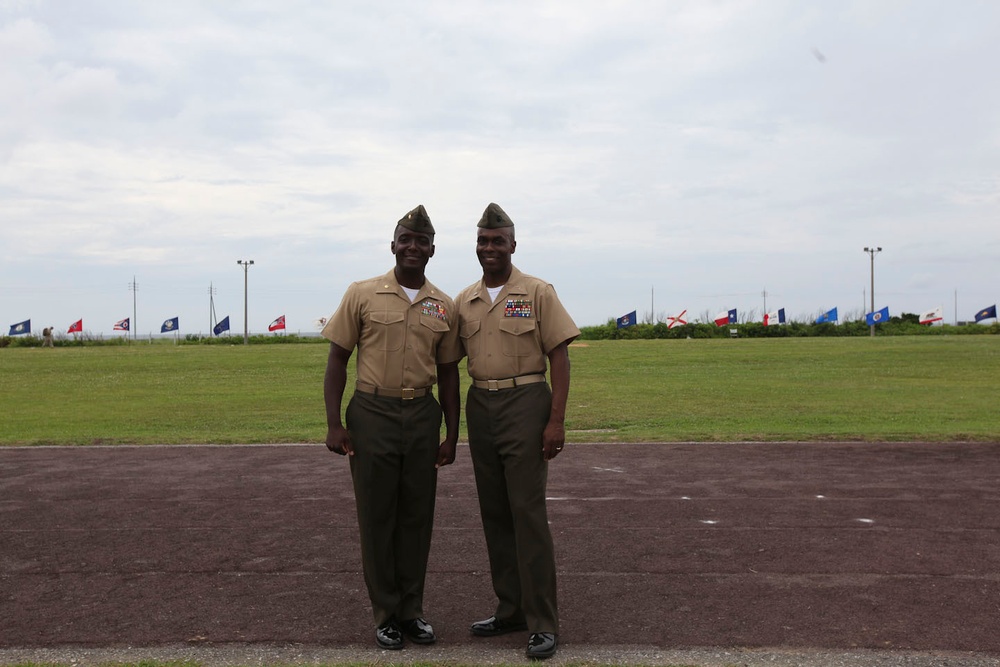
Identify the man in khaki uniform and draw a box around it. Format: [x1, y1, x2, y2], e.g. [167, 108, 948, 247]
[322, 205, 461, 650]
[456, 202, 579, 660]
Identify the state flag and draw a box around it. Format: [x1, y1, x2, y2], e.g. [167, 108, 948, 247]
[113, 318, 130, 331]
[714, 308, 737, 326]
[866, 306, 890, 326]
[616, 310, 636, 329]
[8, 319, 31, 336]
[919, 306, 943, 325]
[268, 315, 286, 332]
[213, 316, 230, 336]
[161, 317, 179, 333]
[763, 308, 785, 326]
[816, 307, 838, 324]
[666, 310, 688, 329]
[974, 304, 997, 323]
[67, 319, 83, 334]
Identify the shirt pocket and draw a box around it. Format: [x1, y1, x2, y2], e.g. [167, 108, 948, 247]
[420, 315, 450, 344]
[498, 318, 537, 357]
[370, 311, 406, 351]
[460, 319, 481, 359]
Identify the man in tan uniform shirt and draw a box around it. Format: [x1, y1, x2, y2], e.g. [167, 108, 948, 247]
[456, 202, 579, 660]
[322, 205, 462, 650]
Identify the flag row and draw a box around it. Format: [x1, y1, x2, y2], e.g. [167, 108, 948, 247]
[7, 315, 289, 337]
[615, 304, 998, 328]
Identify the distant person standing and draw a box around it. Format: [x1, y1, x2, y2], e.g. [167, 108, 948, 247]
[321, 205, 461, 651]
[456, 203, 579, 660]
[41, 327, 54, 348]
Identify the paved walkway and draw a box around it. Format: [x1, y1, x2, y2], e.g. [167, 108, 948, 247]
[2, 442, 999, 665]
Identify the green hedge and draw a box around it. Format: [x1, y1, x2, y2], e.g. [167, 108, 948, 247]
[579, 315, 1000, 340]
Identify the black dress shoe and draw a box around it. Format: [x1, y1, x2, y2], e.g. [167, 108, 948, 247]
[375, 620, 404, 650]
[470, 615, 528, 637]
[526, 632, 558, 660]
[399, 617, 436, 644]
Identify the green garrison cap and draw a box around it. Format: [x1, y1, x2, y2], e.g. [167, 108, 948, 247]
[398, 205, 435, 235]
[477, 202, 514, 229]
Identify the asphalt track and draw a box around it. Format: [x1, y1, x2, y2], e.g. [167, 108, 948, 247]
[2, 442, 1000, 667]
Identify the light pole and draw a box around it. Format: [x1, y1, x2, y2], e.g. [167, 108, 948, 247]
[864, 246, 881, 337]
[237, 260, 254, 344]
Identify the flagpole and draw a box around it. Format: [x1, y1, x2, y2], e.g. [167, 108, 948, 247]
[864, 247, 881, 337]
[208, 282, 217, 337]
[237, 259, 255, 345]
[129, 276, 138, 343]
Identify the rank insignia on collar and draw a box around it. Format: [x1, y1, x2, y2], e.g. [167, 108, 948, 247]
[421, 300, 448, 320]
[505, 299, 532, 318]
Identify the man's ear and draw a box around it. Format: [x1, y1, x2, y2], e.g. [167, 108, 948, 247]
[429, 243, 436, 258]
[390, 241, 397, 255]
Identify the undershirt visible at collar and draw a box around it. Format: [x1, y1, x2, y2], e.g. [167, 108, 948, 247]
[402, 286, 419, 302]
[486, 285, 504, 303]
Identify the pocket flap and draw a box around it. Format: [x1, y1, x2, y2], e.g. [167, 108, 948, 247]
[371, 311, 405, 325]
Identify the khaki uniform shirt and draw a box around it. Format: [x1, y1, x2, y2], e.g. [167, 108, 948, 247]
[456, 265, 579, 381]
[322, 269, 462, 389]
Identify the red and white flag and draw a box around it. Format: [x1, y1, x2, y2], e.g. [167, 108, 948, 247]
[268, 315, 286, 332]
[67, 319, 83, 334]
[666, 310, 688, 329]
[919, 306, 943, 325]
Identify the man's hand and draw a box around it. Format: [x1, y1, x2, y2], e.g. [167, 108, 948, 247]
[326, 425, 354, 456]
[436, 439, 456, 468]
[542, 420, 565, 461]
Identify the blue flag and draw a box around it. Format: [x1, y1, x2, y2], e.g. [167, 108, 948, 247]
[616, 310, 637, 329]
[8, 319, 31, 336]
[815, 307, 838, 324]
[161, 317, 180, 333]
[213, 316, 230, 336]
[728, 308, 737, 324]
[974, 304, 997, 322]
[866, 306, 890, 326]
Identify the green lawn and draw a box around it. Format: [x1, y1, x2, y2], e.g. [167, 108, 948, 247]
[1, 336, 997, 445]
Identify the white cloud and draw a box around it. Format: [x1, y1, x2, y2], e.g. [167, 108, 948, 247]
[2, 0, 999, 332]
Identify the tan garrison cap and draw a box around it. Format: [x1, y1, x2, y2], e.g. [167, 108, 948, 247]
[398, 205, 435, 235]
[477, 202, 514, 229]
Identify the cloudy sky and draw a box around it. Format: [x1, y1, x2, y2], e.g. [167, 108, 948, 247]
[2, 0, 998, 336]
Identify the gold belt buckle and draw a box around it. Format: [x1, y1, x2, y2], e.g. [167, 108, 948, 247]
[487, 379, 500, 391]
[401, 387, 416, 400]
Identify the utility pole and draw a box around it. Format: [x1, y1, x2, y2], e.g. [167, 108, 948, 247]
[237, 260, 254, 344]
[864, 247, 882, 337]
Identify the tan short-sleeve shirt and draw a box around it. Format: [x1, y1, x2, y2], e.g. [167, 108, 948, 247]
[456, 265, 579, 381]
[322, 269, 462, 389]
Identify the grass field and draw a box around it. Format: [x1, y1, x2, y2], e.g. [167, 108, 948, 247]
[1, 336, 998, 445]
